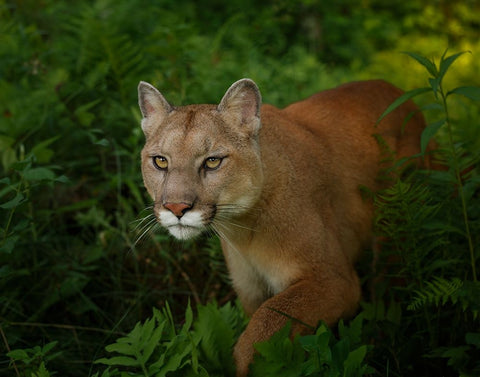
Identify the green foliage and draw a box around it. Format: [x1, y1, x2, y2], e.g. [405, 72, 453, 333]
[407, 277, 464, 311]
[371, 50, 480, 376]
[95, 302, 244, 377]
[377, 50, 479, 281]
[6, 341, 60, 377]
[1, 0, 479, 376]
[251, 316, 372, 377]
[93, 303, 371, 377]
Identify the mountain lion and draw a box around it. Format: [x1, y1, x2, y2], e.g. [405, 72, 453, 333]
[138, 79, 430, 376]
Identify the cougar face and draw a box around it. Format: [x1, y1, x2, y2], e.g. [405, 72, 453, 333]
[139, 80, 264, 240]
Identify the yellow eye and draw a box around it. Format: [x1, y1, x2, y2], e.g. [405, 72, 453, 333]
[153, 156, 168, 170]
[204, 157, 222, 170]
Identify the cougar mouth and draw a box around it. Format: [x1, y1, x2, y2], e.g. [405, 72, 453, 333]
[158, 209, 207, 240]
[166, 224, 204, 240]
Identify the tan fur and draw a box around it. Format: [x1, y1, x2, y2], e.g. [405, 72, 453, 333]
[138, 79, 429, 376]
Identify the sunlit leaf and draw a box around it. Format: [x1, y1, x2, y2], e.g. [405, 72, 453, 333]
[403, 51, 438, 77]
[438, 51, 468, 84]
[448, 86, 480, 101]
[377, 87, 431, 124]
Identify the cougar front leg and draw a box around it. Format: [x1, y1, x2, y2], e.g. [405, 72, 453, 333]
[233, 275, 361, 377]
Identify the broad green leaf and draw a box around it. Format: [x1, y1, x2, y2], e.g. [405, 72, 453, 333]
[141, 319, 167, 364]
[421, 119, 445, 154]
[74, 99, 102, 127]
[156, 339, 194, 376]
[403, 51, 438, 77]
[332, 338, 350, 371]
[193, 302, 236, 372]
[142, 315, 156, 344]
[95, 356, 139, 367]
[420, 102, 443, 111]
[95, 138, 110, 147]
[183, 301, 194, 332]
[438, 51, 467, 84]
[41, 341, 58, 354]
[31, 137, 59, 164]
[447, 86, 480, 101]
[377, 87, 431, 124]
[338, 315, 363, 345]
[0, 193, 25, 209]
[7, 349, 30, 361]
[120, 320, 145, 343]
[105, 341, 135, 356]
[55, 175, 70, 184]
[22, 167, 56, 181]
[0, 179, 16, 201]
[344, 345, 368, 371]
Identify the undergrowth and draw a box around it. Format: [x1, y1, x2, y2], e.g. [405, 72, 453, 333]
[91, 303, 371, 377]
[1, 0, 479, 376]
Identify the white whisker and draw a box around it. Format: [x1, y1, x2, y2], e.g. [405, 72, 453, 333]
[213, 214, 257, 232]
[131, 213, 156, 232]
[132, 211, 159, 246]
[133, 222, 159, 247]
[210, 222, 243, 259]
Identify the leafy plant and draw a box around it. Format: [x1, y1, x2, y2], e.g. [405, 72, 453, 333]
[378, 50, 479, 282]
[94, 302, 372, 377]
[6, 341, 60, 377]
[95, 301, 244, 377]
[251, 315, 372, 377]
[372, 50, 480, 376]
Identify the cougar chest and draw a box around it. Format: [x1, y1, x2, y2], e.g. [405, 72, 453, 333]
[221, 236, 300, 313]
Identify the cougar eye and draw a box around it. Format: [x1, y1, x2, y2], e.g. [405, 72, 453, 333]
[204, 157, 222, 170]
[153, 156, 168, 170]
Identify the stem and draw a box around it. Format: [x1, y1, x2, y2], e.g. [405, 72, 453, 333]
[2, 208, 16, 244]
[2, 319, 127, 336]
[440, 85, 477, 282]
[1, 325, 21, 377]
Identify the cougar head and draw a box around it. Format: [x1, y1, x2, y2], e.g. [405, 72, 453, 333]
[138, 79, 264, 240]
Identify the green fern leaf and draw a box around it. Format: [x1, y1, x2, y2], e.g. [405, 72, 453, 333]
[408, 277, 463, 311]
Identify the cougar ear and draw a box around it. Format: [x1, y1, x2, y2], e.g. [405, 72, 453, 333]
[217, 78, 262, 135]
[138, 81, 173, 134]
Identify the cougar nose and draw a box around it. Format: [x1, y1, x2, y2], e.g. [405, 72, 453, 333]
[163, 202, 192, 219]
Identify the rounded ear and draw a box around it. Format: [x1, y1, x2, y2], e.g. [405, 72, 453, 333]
[138, 81, 173, 134]
[217, 78, 262, 134]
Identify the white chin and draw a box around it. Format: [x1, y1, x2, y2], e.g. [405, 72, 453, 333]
[168, 225, 203, 240]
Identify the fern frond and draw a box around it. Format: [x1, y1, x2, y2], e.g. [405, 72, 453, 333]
[61, 1, 146, 101]
[408, 277, 463, 311]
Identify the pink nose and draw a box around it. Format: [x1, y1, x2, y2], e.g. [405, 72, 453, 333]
[163, 202, 192, 218]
